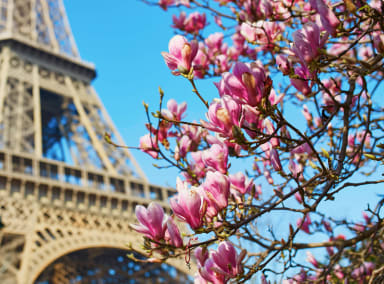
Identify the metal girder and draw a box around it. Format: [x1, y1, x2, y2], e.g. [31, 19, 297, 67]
[0, 1, 188, 283]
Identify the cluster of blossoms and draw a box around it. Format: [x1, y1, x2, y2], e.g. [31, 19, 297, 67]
[160, 31, 248, 78]
[173, 12, 206, 35]
[130, 202, 183, 248]
[194, 242, 246, 283]
[128, 0, 384, 282]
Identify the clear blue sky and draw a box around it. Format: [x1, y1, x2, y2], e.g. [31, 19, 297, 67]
[64, 1, 216, 186]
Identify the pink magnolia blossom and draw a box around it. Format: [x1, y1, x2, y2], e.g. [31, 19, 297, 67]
[170, 178, 206, 229]
[146, 121, 171, 147]
[231, 182, 261, 201]
[272, 0, 290, 19]
[214, 54, 232, 74]
[306, 251, 319, 268]
[291, 269, 308, 282]
[242, 104, 263, 139]
[177, 0, 190, 7]
[290, 65, 313, 96]
[322, 78, 341, 96]
[255, 184, 262, 198]
[297, 215, 312, 234]
[356, 131, 371, 148]
[160, 0, 190, 8]
[185, 11, 205, 30]
[322, 95, 341, 113]
[242, 0, 273, 20]
[348, 133, 355, 148]
[196, 241, 245, 283]
[229, 172, 254, 194]
[194, 273, 209, 284]
[328, 40, 352, 57]
[172, 11, 206, 34]
[210, 241, 246, 279]
[362, 212, 370, 224]
[139, 134, 159, 158]
[161, 35, 198, 74]
[354, 223, 366, 232]
[358, 45, 373, 61]
[373, 32, 384, 54]
[322, 220, 333, 233]
[244, 46, 258, 60]
[172, 11, 186, 30]
[159, 0, 174, 10]
[370, 0, 382, 11]
[199, 258, 226, 284]
[161, 99, 187, 121]
[276, 54, 291, 75]
[281, 125, 292, 140]
[202, 171, 230, 211]
[291, 142, 313, 156]
[183, 151, 206, 181]
[310, 0, 339, 36]
[191, 150, 206, 170]
[205, 32, 225, 56]
[164, 216, 183, 247]
[294, 192, 303, 204]
[193, 45, 209, 78]
[195, 247, 209, 268]
[232, 30, 246, 53]
[258, 0, 273, 17]
[302, 105, 313, 125]
[215, 61, 269, 107]
[255, 21, 283, 51]
[314, 116, 322, 128]
[291, 22, 328, 66]
[214, 15, 223, 28]
[326, 246, 334, 256]
[180, 124, 205, 154]
[268, 89, 284, 106]
[270, 146, 282, 172]
[230, 188, 243, 205]
[240, 22, 258, 43]
[289, 158, 303, 179]
[202, 143, 229, 174]
[197, 186, 220, 219]
[130, 202, 166, 241]
[264, 119, 279, 147]
[227, 44, 241, 61]
[260, 142, 271, 161]
[206, 134, 242, 155]
[351, 262, 375, 279]
[174, 135, 192, 160]
[261, 275, 270, 284]
[201, 95, 242, 137]
[334, 264, 344, 279]
[264, 168, 274, 184]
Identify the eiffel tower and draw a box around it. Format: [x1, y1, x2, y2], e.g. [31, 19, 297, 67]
[0, 1, 191, 283]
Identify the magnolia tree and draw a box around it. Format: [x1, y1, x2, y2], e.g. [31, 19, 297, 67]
[125, 0, 384, 282]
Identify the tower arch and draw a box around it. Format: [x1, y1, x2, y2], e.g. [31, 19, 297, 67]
[32, 245, 192, 283]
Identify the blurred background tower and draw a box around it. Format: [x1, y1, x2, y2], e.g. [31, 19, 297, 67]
[0, 0, 190, 283]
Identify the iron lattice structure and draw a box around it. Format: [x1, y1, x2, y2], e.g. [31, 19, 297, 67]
[0, 0, 192, 283]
